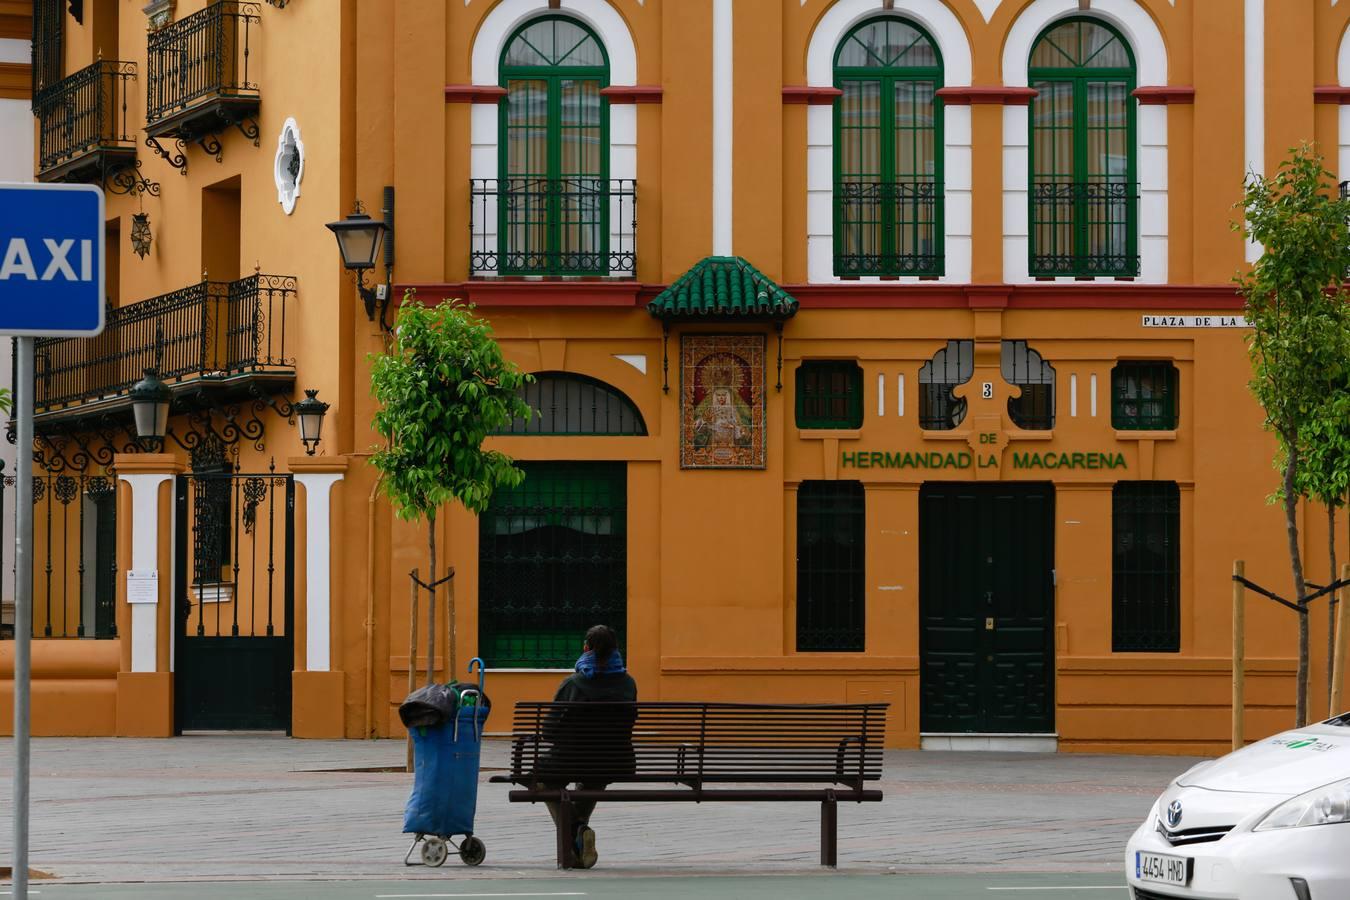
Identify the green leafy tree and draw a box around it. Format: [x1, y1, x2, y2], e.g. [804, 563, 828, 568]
[370, 296, 532, 687]
[1238, 144, 1350, 726]
[0, 387, 11, 415]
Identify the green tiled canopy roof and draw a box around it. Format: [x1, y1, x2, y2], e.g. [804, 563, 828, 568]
[647, 256, 799, 322]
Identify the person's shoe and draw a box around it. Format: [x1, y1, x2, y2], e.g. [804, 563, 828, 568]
[575, 825, 598, 869]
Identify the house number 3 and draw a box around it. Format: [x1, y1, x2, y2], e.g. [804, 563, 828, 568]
[982, 382, 993, 399]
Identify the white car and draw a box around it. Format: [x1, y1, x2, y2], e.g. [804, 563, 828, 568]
[1125, 715, 1350, 899]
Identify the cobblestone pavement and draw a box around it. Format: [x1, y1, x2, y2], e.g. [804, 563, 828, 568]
[0, 736, 1198, 884]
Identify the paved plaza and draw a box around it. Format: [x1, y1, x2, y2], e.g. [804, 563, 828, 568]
[0, 735, 1197, 894]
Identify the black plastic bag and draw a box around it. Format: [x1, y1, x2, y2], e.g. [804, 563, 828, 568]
[399, 683, 459, 728]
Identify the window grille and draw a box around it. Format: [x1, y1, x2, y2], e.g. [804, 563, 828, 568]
[478, 462, 627, 668]
[1003, 340, 1056, 430]
[499, 372, 647, 436]
[31, 0, 64, 96]
[1112, 481, 1181, 652]
[918, 340, 972, 430]
[796, 361, 863, 429]
[833, 17, 944, 277]
[1028, 18, 1138, 278]
[1112, 361, 1178, 430]
[797, 481, 865, 652]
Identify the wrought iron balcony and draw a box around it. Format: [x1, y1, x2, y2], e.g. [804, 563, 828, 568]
[834, 180, 943, 278]
[145, 0, 261, 168]
[470, 178, 637, 278]
[34, 60, 138, 183]
[28, 273, 295, 423]
[1029, 180, 1139, 278]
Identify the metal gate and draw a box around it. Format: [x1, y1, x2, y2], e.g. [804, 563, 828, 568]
[174, 468, 294, 732]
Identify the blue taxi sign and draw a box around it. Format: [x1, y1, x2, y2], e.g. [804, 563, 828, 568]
[0, 183, 106, 337]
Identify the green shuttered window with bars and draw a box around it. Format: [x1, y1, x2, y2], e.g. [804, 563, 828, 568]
[478, 462, 627, 669]
[833, 17, 944, 277]
[796, 361, 863, 429]
[1112, 481, 1181, 652]
[1028, 18, 1138, 278]
[797, 481, 866, 652]
[1111, 361, 1178, 430]
[499, 17, 611, 276]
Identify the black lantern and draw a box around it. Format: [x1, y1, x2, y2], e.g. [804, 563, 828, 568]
[325, 201, 385, 271]
[325, 191, 395, 328]
[130, 212, 152, 259]
[129, 368, 171, 451]
[294, 389, 329, 456]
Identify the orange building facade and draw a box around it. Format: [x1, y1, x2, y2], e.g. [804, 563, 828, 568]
[6, 0, 1350, 754]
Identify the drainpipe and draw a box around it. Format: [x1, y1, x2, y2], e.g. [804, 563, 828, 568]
[365, 472, 383, 738]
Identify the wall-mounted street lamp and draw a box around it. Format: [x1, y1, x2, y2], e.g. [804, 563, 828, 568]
[325, 187, 395, 331]
[130, 212, 153, 259]
[294, 389, 329, 456]
[129, 368, 171, 451]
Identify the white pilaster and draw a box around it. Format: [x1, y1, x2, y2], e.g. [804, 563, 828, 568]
[295, 472, 344, 672]
[119, 473, 173, 674]
[712, 0, 734, 255]
[1244, 0, 1264, 262]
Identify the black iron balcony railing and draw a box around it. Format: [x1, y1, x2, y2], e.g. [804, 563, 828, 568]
[835, 180, 943, 277]
[470, 178, 636, 277]
[34, 60, 137, 182]
[31, 273, 295, 414]
[146, 0, 260, 128]
[1029, 180, 1139, 278]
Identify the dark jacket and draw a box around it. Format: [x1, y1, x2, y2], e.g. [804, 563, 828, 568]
[540, 671, 638, 780]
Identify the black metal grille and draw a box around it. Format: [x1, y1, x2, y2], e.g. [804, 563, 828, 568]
[478, 462, 627, 668]
[470, 178, 636, 277]
[30, 273, 295, 412]
[797, 481, 865, 652]
[500, 372, 647, 436]
[919, 340, 972, 430]
[31, 0, 63, 96]
[1113, 362, 1178, 430]
[0, 467, 117, 640]
[1030, 181, 1139, 277]
[146, 1, 260, 125]
[34, 60, 137, 178]
[1131, 888, 1187, 900]
[1004, 340, 1056, 430]
[835, 181, 943, 277]
[1113, 481, 1181, 652]
[796, 361, 863, 429]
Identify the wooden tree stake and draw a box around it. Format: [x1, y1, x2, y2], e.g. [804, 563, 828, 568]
[1233, 560, 1245, 752]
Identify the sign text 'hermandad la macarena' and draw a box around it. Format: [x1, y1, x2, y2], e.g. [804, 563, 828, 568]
[840, 450, 1128, 470]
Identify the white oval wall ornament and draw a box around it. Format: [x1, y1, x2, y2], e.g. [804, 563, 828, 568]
[274, 118, 305, 215]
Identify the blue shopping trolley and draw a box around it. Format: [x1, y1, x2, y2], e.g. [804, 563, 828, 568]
[402, 658, 491, 867]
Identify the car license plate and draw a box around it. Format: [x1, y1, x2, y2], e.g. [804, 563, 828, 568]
[1136, 850, 1190, 886]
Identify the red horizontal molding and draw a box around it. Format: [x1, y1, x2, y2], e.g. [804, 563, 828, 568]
[397, 280, 659, 308]
[936, 86, 1038, 106]
[1314, 86, 1350, 105]
[782, 86, 843, 105]
[444, 84, 507, 104]
[785, 283, 1244, 310]
[600, 85, 663, 104]
[1133, 86, 1196, 105]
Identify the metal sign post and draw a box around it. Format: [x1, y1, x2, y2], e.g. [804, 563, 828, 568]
[1, 183, 106, 900]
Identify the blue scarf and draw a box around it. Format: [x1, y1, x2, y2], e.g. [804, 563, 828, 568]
[575, 649, 626, 679]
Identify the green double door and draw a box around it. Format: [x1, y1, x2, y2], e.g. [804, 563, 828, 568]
[919, 482, 1055, 734]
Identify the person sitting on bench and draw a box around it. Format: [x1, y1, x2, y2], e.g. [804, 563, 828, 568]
[538, 624, 637, 869]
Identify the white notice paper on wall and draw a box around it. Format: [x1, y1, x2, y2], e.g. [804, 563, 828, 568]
[126, 570, 159, 604]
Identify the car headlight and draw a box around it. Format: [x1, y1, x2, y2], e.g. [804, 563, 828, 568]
[1254, 777, 1350, 831]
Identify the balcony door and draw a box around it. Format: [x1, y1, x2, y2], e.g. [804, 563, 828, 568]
[499, 16, 609, 276]
[1028, 18, 1137, 277]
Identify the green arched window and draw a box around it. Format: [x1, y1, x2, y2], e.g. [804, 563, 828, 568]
[833, 18, 943, 277]
[499, 17, 609, 276]
[1029, 18, 1137, 277]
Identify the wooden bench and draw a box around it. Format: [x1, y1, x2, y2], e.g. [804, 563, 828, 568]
[489, 701, 887, 868]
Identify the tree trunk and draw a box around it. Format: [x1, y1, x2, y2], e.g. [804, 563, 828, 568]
[1283, 446, 1310, 727]
[426, 510, 437, 686]
[1330, 502, 1339, 708]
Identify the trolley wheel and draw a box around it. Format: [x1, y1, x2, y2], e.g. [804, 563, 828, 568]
[460, 835, 486, 866]
[421, 836, 449, 867]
